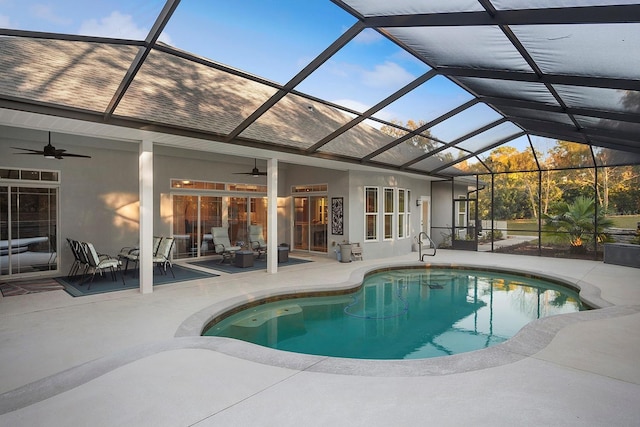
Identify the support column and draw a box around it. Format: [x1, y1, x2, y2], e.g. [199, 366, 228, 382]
[267, 158, 278, 274]
[139, 138, 154, 294]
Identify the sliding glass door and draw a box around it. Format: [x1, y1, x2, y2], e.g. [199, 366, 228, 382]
[1, 185, 58, 277]
[173, 194, 267, 259]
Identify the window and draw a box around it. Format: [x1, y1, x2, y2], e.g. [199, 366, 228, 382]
[456, 195, 467, 227]
[407, 190, 411, 239]
[365, 187, 378, 241]
[292, 184, 328, 193]
[398, 189, 406, 239]
[384, 187, 394, 240]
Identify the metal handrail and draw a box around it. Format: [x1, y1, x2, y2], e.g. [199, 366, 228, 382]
[418, 231, 437, 261]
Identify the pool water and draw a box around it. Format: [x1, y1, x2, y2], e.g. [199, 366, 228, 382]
[203, 268, 585, 360]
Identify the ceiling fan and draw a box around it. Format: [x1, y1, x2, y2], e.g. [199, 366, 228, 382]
[232, 158, 267, 177]
[12, 132, 91, 159]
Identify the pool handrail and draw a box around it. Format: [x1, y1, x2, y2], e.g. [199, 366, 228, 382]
[418, 232, 436, 261]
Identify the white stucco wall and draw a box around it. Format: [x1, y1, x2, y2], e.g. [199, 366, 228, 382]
[347, 170, 432, 260]
[1, 126, 443, 276]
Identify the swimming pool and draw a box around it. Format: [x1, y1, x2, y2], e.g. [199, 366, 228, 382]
[202, 267, 586, 360]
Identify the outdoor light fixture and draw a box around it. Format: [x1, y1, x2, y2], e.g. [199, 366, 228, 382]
[416, 199, 422, 207]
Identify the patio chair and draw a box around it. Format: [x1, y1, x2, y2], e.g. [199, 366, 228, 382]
[118, 236, 163, 274]
[351, 242, 363, 261]
[81, 241, 124, 289]
[248, 225, 267, 259]
[211, 227, 241, 263]
[67, 238, 88, 277]
[153, 236, 175, 277]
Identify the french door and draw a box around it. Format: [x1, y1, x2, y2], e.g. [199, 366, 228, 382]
[0, 185, 58, 278]
[293, 196, 327, 252]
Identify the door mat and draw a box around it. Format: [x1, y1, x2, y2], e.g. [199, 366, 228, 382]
[0, 278, 65, 297]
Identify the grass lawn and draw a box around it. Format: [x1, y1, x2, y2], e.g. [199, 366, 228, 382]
[609, 215, 640, 229]
[502, 215, 640, 236]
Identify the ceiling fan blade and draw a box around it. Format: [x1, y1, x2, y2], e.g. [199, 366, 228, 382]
[232, 160, 266, 176]
[12, 147, 44, 154]
[58, 152, 92, 159]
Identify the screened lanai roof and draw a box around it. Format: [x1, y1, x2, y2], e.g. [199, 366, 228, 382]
[1, 0, 640, 177]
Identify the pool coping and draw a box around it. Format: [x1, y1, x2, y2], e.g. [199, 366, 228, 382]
[1, 260, 637, 415]
[172, 261, 630, 377]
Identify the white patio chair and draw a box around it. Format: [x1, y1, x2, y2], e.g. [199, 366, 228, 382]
[211, 227, 241, 263]
[248, 225, 267, 259]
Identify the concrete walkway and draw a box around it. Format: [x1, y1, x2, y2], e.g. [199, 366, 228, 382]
[1, 250, 639, 426]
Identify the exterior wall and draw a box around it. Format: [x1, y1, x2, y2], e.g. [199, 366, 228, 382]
[279, 163, 349, 258]
[431, 181, 453, 248]
[347, 170, 431, 260]
[1, 126, 441, 278]
[0, 127, 139, 276]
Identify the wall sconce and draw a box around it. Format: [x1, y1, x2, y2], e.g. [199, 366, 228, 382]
[416, 199, 422, 207]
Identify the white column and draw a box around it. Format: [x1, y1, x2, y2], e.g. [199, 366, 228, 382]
[139, 138, 154, 294]
[267, 158, 278, 273]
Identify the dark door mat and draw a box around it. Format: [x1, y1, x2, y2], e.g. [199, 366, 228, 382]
[0, 278, 65, 297]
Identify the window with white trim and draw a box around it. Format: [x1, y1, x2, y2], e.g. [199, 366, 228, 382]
[398, 188, 406, 238]
[456, 195, 466, 227]
[406, 190, 411, 239]
[364, 186, 378, 241]
[383, 187, 394, 240]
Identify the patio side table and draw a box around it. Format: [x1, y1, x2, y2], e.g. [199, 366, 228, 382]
[234, 250, 254, 268]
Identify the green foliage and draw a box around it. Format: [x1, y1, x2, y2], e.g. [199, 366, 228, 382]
[543, 196, 614, 251]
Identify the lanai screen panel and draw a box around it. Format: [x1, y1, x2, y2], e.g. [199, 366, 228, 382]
[239, 94, 355, 150]
[371, 135, 444, 166]
[0, 38, 138, 113]
[594, 147, 640, 167]
[499, 107, 575, 127]
[411, 147, 467, 173]
[491, 0, 640, 9]
[427, 103, 504, 144]
[2, 1, 165, 35]
[317, 121, 399, 159]
[372, 75, 475, 126]
[554, 86, 640, 115]
[385, 26, 534, 72]
[456, 122, 523, 154]
[161, 0, 355, 85]
[456, 78, 559, 106]
[296, 31, 429, 116]
[511, 24, 640, 80]
[477, 137, 539, 173]
[117, 49, 279, 135]
[338, 0, 484, 15]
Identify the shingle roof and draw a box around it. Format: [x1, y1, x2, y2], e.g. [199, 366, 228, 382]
[2, 1, 640, 176]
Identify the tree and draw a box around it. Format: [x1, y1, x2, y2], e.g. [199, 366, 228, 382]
[379, 120, 438, 153]
[543, 196, 613, 253]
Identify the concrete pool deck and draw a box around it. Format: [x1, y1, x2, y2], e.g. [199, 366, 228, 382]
[1, 250, 639, 426]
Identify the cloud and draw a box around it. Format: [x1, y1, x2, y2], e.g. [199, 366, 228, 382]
[78, 11, 172, 44]
[362, 61, 414, 88]
[30, 4, 72, 26]
[79, 11, 147, 39]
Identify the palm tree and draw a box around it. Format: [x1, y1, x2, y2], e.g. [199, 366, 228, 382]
[543, 196, 613, 254]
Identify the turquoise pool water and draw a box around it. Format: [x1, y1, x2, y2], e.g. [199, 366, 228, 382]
[203, 268, 585, 360]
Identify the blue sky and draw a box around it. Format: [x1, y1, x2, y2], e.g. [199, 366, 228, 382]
[0, 0, 471, 125]
[1, 0, 539, 155]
